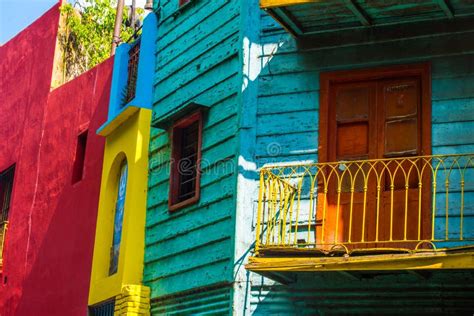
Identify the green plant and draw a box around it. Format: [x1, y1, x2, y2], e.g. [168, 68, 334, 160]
[59, 0, 143, 81]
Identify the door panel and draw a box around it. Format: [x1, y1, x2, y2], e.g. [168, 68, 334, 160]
[336, 122, 369, 158]
[318, 81, 377, 248]
[378, 78, 427, 248]
[384, 118, 418, 155]
[318, 74, 430, 250]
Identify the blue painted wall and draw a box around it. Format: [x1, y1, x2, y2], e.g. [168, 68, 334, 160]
[99, 13, 157, 134]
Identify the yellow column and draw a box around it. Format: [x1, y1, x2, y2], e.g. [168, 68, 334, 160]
[114, 285, 151, 316]
[89, 108, 151, 307]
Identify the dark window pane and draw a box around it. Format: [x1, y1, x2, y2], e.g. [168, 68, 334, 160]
[89, 299, 115, 316]
[177, 121, 199, 202]
[0, 165, 15, 222]
[125, 42, 140, 105]
[72, 130, 88, 184]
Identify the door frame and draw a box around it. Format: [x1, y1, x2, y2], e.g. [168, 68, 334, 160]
[318, 63, 432, 247]
[319, 62, 432, 164]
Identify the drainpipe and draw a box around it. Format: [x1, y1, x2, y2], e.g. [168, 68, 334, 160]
[130, 0, 137, 32]
[111, 0, 125, 55]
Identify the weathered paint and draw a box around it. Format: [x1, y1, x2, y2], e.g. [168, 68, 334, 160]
[0, 4, 111, 315]
[144, 1, 242, 312]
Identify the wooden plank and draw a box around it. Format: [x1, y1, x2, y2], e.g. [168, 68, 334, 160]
[275, 7, 305, 36]
[260, 0, 323, 9]
[343, 0, 371, 26]
[145, 260, 233, 294]
[256, 131, 318, 159]
[257, 110, 318, 137]
[246, 251, 474, 271]
[437, 0, 455, 18]
[432, 121, 474, 146]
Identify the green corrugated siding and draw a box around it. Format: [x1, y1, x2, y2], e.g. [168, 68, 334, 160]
[251, 271, 474, 315]
[145, 0, 241, 309]
[151, 284, 232, 315]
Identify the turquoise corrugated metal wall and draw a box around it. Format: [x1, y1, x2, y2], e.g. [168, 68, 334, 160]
[250, 271, 474, 315]
[145, 0, 241, 313]
[150, 283, 232, 315]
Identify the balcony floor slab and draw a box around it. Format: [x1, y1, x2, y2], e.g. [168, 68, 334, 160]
[246, 248, 474, 273]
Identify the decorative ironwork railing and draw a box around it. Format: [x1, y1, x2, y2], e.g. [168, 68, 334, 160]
[0, 221, 7, 266]
[255, 154, 474, 255]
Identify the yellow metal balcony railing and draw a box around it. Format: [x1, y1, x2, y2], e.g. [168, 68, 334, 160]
[0, 221, 7, 267]
[254, 154, 474, 256]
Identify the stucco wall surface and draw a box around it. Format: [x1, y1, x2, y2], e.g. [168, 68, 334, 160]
[0, 4, 112, 315]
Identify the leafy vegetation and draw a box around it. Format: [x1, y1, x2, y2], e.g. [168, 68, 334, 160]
[59, 0, 143, 81]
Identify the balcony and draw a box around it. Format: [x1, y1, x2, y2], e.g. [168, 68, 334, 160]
[0, 221, 7, 269]
[97, 13, 157, 137]
[260, 1, 474, 37]
[247, 154, 474, 276]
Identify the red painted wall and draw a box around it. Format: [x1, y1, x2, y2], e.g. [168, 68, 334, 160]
[0, 4, 112, 315]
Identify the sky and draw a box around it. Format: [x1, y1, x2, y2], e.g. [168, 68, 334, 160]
[0, 0, 146, 44]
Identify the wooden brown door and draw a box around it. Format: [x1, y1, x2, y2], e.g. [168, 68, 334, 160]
[317, 81, 378, 247]
[317, 66, 431, 250]
[377, 78, 430, 248]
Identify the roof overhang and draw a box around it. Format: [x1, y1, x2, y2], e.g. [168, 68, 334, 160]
[260, 0, 474, 38]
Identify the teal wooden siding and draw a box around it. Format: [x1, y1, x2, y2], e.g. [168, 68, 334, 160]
[145, 0, 241, 312]
[247, 10, 474, 315]
[145, 1, 474, 314]
[255, 13, 474, 233]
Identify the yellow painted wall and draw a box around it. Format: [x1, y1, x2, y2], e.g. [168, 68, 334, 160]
[89, 108, 152, 305]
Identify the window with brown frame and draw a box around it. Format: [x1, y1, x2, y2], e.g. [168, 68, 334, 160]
[169, 111, 203, 211]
